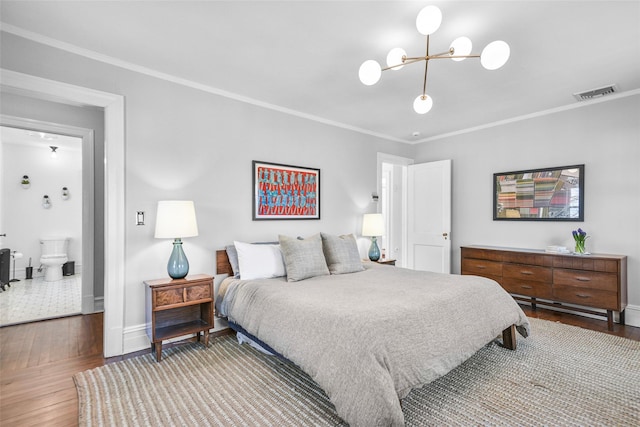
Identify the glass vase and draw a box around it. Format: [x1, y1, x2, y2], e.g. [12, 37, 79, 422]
[574, 241, 586, 254]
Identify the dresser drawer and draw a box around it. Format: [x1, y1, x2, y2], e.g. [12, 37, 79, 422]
[462, 247, 503, 262]
[502, 278, 553, 299]
[461, 259, 503, 277]
[503, 264, 552, 283]
[553, 285, 618, 310]
[553, 269, 617, 292]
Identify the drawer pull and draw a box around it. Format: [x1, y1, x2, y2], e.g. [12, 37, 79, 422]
[575, 277, 591, 282]
[520, 285, 533, 289]
[475, 265, 486, 269]
[576, 294, 590, 299]
[520, 271, 533, 275]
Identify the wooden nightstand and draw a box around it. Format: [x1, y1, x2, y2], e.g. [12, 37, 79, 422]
[376, 259, 396, 266]
[144, 274, 214, 362]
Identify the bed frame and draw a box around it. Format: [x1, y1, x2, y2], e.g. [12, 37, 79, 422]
[215, 250, 518, 350]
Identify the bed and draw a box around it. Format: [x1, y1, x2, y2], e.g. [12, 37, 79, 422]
[215, 234, 530, 427]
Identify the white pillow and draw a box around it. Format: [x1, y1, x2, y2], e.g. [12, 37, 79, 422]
[234, 241, 286, 280]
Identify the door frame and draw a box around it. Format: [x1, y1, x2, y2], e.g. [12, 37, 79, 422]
[1, 69, 126, 357]
[0, 116, 95, 314]
[377, 153, 413, 267]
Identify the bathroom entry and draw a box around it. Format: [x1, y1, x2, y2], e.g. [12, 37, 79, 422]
[0, 125, 84, 326]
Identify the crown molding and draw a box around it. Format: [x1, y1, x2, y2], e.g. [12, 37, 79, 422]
[1, 23, 407, 144]
[415, 88, 640, 144]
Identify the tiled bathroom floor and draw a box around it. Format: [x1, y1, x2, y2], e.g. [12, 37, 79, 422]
[0, 275, 81, 327]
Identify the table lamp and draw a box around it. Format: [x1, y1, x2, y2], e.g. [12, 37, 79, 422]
[362, 213, 385, 261]
[154, 200, 199, 279]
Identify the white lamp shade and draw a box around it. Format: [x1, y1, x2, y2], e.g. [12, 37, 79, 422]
[154, 200, 199, 238]
[413, 94, 433, 114]
[359, 60, 382, 85]
[362, 213, 385, 237]
[386, 47, 407, 70]
[481, 40, 510, 70]
[416, 5, 442, 35]
[450, 36, 472, 61]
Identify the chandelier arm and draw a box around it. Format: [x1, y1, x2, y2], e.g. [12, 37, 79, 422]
[422, 35, 430, 96]
[422, 53, 429, 96]
[425, 49, 456, 58]
[382, 57, 425, 72]
[430, 54, 481, 60]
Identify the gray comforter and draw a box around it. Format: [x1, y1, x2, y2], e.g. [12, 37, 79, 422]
[217, 263, 530, 426]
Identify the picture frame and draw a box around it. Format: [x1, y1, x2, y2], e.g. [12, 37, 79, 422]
[493, 164, 584, 221]
[252, 160, 320, 220]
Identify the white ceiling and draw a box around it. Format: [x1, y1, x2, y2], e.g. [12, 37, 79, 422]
[1, 1, 639, 143]
[1, 126, 82, 151]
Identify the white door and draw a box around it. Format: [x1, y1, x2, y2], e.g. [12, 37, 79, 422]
[407, 160, 451, 273]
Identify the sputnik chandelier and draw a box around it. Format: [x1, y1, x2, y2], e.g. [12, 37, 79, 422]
[359, 5, 510, 114]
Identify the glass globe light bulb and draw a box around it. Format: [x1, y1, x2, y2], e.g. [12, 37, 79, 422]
[359, 60, 382, 85]
[386, 47, 407, 70]
[413, 94, 433, 114]
[481, 40, 510, 70]
[416, 5, 442, 36]
[449, 36, 472, 61]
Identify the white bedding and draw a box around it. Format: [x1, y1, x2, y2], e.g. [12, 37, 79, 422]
[217, 262, 530, 426]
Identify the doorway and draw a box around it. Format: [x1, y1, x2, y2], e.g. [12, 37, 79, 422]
[0, 69, 125, 357]
[377, 153, 413, 267]
[378, 154, 452, 273]
[0, 121, 94, 326]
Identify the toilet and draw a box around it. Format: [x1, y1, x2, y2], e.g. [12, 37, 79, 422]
[40, 237, 69, 282]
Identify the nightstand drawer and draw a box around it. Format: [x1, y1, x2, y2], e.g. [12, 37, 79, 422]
[553, 269, 617, 292]
[156, 288, 184, 307]
[553, 285, 618, 310]
[186, 284, 211, 301]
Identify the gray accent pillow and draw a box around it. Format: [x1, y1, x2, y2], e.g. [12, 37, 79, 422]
[320, 233, 365, 274]
[279, 233, 330, 282]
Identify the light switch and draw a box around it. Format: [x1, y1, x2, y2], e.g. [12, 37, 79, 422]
[136, 211, 145, 225]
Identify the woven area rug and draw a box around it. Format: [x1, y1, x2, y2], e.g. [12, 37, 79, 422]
[74, 318, 640, 426]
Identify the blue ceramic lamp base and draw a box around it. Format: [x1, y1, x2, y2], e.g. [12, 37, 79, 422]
[168, 238, 189, 279]
[368, 237, 380, 261]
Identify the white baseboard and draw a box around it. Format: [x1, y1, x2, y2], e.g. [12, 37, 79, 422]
[94, 296, 104, 312]
[10, 265, 82, 280]
[123, 318, 230, 355]
[624, 304, 640, 327]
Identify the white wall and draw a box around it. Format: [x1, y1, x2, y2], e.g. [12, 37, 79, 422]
[1, 139, 83, 275]
[413, 94, 640, 325]
[0, 32, 414, 352]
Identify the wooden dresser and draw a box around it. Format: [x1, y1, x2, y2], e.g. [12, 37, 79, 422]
[461, 245, 627, 330]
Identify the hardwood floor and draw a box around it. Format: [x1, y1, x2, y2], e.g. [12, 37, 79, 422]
[1, 308, 638, 426]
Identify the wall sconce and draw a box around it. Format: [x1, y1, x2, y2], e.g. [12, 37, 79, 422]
[21, 175, 30, 189]
[42, 195, 51, 209]
[62, 187, 70, 200]
[50, 146, 58, 159]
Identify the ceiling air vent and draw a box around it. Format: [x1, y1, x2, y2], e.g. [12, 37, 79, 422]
[573, 84, 618, 101]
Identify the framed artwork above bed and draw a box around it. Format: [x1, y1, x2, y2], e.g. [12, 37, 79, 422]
[252, 160, 320, 220]
[493, 164, 584, 221]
